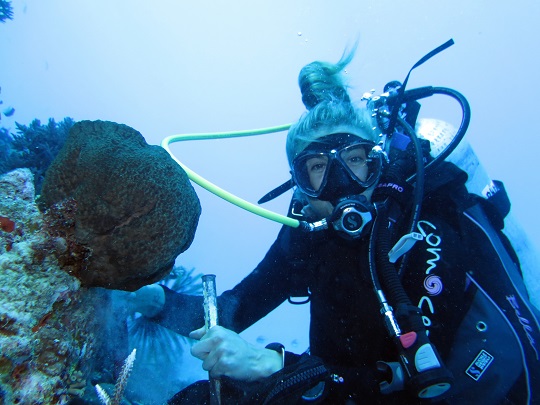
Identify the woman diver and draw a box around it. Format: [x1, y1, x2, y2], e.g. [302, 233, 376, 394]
[132, 46, 540, 404]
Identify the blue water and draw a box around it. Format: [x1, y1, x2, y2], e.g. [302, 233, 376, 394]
[1, 1, 539, 404]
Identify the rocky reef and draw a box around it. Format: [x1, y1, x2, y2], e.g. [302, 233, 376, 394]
[0, 119, 202, 403]
[0, 168, 111, 403]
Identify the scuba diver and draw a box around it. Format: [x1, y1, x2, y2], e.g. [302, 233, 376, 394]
[131, 43, 540, 404]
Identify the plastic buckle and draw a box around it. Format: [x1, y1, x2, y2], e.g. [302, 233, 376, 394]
[388, 232, 423, 263]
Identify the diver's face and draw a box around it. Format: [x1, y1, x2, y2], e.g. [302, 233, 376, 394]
[302, 125, 376, 218]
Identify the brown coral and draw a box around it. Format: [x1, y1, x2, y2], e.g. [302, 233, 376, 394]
[39, 121, 201, 291]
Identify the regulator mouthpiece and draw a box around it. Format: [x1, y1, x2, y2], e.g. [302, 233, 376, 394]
[330, 196, 374, 239]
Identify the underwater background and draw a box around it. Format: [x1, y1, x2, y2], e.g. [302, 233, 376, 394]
[1, 0, 539, 403]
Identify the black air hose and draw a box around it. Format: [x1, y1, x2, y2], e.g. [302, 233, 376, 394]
[370, 202, 426, 332]
[404, 86, 471, 182]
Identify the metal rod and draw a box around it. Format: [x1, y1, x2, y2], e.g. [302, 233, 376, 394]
[202, 274, 221, 405]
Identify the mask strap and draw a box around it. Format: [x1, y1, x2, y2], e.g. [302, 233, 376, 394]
[258, 179, 294, 204]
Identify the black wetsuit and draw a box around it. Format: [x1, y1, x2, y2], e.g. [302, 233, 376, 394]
[154, 164, 540, 404]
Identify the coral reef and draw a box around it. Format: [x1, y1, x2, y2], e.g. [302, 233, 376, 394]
[0, 118, 203, 402]
[39, 120, 201, 291]
[0, 128, 15, 183]
[0, 168, 109, 404]
[0, 0, 13, 23]
[0, 118, 74, 194]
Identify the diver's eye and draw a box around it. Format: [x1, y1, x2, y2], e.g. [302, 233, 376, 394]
[310, 163, 327, 172]
[341, 147, 368, 169]
[306, 156, 328, 173]
[346, 155, 367, 166]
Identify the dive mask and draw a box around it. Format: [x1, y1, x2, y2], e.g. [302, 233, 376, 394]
[292, 134, 383, 201]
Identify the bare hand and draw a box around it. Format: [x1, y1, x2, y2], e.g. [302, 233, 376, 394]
[189, 325, 283, 381]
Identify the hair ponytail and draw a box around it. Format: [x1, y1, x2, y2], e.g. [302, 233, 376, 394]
[286, 42, 379, 167]
[298, 45, 356, 110]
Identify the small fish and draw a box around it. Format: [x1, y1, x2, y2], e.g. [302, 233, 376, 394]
[2, 107, 15, 117]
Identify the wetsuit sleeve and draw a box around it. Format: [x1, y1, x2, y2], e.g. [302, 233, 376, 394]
[150, 225, 300, 336]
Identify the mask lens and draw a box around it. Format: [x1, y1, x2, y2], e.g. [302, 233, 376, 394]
[293, 152, 330, 197]
[339, 144, 369, 181]
[292, 139, 383, 198]
[338, 143, 382, 188]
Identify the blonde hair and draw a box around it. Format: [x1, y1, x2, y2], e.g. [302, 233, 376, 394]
[286, 47, 377, 167]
